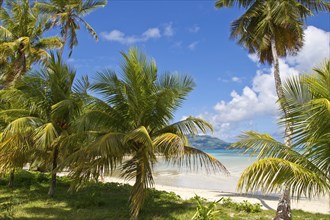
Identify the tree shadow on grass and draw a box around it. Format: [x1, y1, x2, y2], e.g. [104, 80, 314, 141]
[15, 207, 73, 220]
[211, 191, 277, 210]
[140, 188, 195, 220]
[1, 176, 195, 220]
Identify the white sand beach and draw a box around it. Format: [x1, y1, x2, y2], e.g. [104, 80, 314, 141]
[103, 175, 330, 215]
[102, 155, 330, 215]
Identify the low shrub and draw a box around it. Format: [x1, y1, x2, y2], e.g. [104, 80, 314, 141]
[235, 200, 262, 213]
[191, 195, 222, 220]
[221, 197, 262, 213]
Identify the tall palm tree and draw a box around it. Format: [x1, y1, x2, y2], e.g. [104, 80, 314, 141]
[63, 48, 229, 219]
[0, 0, 62, 87]
[230, 60, 330, 210]
[0, 53, 85, 196]
[215, 1, 329, 219]
[36, 0, 107, 56]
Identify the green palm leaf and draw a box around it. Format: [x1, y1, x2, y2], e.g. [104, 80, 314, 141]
[237, 158, 330, 199]
[34, 122, 59, 150]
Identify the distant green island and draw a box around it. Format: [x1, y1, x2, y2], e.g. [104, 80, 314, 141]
[188, 135, 231, 150]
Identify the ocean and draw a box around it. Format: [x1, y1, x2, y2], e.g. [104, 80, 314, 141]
[153, 149, 257, 192]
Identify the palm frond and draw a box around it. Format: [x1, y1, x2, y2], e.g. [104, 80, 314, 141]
[76, 16, 98, 41]
[155, 117, 213, 136]
[72, 75, 90, 94]
[124, 126, 154, 153]
[231, 131, 296, 159]
[51, 98, 81, 123]
[33, 36, 63, 50]
[3, 116, 43, 137]
[153, 132, 185, 159]
[215, 0, 255, 8]
[0, 26, 13, 39]
[167, 146, 229, 174]
[237, 158, 330, 199]
[64, 131, 125, 189]
[34, 122, 59, 150]
[80, 0, 107, 16]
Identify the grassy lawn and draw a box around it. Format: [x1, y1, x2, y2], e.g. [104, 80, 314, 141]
[0, 170, 329, 220]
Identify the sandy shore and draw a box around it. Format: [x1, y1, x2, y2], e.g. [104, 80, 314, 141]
[103, 176, 330, 215]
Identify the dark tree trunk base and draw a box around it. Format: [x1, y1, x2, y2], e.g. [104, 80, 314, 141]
[7, 170, 14, 188]
[48, 146, 59, 197]
[274, 189, 291, 220]
[48, 172, 57, 197]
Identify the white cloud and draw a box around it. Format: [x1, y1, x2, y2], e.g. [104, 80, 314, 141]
[142, 28, 161, 39]
[188, 41, 199, 50]
[188, 25, 200, 33]
[217, 76, 243, 83]
[231, 76, 242, 82]
[200, 60, 298, 141]
[164, 23, 174, 37]
[248, 53, 259, 63]
[101, 24, 174, 45]
[199, 26, 329, 141]
[286, 26, 330, 72]
[101, 30, 141, 44]
[101, 30, 125, 42]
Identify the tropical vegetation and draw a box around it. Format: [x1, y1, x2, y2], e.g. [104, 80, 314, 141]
[60, 48, 229, 218]
[215, 0, 329, 219]
[0, 170, 328, 220]
[0, 0, 62, 87]
[0, 53, 87, 196]
[231, 60, 330, 217]
[36, 0, 107, 56]
[0, 2, 229, 218]
[0, 0, 329, 219]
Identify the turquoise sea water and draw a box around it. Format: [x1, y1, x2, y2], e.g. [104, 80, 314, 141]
[153, 149, 257, 192]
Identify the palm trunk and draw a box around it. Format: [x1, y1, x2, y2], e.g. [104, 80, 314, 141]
[60, 25, 69, 56]
[271, 38, 292, 220]
[130, 161, 145, 220]
[129, 146, 155, 220]
[4, 48, 26, 88]
[275, 188, 291, 220]
[48, 146, 59, 197]
[7, 169, 15, 188]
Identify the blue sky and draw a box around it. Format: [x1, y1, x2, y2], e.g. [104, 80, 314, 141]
[65, 1, 330, 141]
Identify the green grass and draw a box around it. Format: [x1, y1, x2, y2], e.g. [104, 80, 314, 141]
[0, 170, 329, 220]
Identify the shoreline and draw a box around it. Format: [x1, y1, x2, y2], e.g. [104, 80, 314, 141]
[103, 176, 330, 215]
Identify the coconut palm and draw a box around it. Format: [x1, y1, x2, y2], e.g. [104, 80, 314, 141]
[36, 0, 107, 56]
[63, 48, 229, 219]
[0, 94, 35, 187]
[215, 1, 329, 219]
[0, 0, 62, 87]
[231, 60, 330, 207]
[0, 53, 85, 196]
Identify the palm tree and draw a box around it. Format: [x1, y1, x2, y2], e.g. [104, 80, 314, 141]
[0, 95, 35, 187]
[63, 48, 229, 219]
[215, 1, 329, 219]
[0, 0, 62, 87]
[36, 0, 107, 56]
[0, 53, 85, 196]
[230, 60, 330, 210]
